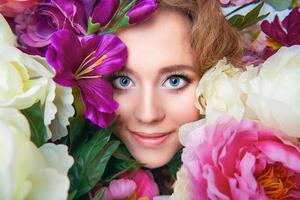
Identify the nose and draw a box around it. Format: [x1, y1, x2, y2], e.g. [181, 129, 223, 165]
[133, 87, 165, 123]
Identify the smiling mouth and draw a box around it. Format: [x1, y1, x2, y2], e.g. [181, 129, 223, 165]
[130, 131, 172, 147]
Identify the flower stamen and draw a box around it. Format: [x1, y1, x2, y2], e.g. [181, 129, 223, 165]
[75, 53, 107, 80]
[257, 165, 297, 200]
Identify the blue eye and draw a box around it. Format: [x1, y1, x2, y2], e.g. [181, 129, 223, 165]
[112, 76, 133, 89]
[163, 75, 189, 89]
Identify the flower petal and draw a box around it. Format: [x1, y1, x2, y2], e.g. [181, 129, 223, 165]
[92, 0, 119, 26]
[46, 29, 83, 86]
[81, 34, 127, 76]
[78, 78, 118, 127]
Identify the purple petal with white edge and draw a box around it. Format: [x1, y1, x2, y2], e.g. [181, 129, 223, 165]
[127, 0, 158, 24]
[78, 78, 118, 128]
[52, 0, 87, 33]
[46, 29, 83, 86]
[80, 34, 127, 77]
[261, 16, 287, 45]
[92, 0, 119, 26]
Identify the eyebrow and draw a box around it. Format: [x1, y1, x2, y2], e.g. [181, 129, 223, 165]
[158, 65, 195, 74]
[120, 64, 195, 74]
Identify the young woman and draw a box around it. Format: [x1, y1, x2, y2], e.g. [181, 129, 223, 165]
[111, 0, 242, 169]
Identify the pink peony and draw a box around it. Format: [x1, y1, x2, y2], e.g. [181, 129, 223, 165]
[175, 116, 300, 200]
[0, 0, 41, 17]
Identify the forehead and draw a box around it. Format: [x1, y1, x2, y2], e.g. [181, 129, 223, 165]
[116, 8, 193, 75]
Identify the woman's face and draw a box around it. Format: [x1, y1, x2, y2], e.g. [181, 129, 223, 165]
[112, 9, 200, 168]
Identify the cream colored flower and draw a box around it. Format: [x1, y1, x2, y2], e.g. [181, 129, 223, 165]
[195, 59, 245, 123]
[0, 108, 73, 200]
[0, 16, 74, 140]
[0, 14, 16, 45]
[172, 167, 191, 200]
[179, 119, 205, 146]
[244, 45, 300, 137]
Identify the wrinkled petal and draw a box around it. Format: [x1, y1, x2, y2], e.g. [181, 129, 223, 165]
[52, 0, 87, 33]
[48, 85, 74, 141]
[39, 143, 74, 175]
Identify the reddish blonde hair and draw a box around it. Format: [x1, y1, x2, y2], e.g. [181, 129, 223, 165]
[160, 0, 243, 77]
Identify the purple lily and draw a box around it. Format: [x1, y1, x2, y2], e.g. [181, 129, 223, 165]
[261, 7, 300, 58]
[46, 29, 127, 127]
[127, 0, 158, 24]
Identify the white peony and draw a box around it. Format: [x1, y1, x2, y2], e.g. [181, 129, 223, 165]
[0, 14, 74, 140]
[0, 108, 73, 200]
[195, 59, 245, 123]
[244, 45, 300, 137]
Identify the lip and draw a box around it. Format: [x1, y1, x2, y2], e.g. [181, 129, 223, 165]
[129, 130, 172, 147]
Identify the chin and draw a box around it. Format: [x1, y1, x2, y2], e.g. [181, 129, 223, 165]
[130, 145, 181, 169]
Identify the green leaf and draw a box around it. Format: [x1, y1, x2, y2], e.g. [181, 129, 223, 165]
[168, 149, 182, 180]
[87, 17, 101, 35]
[101, 143, 143, 182]
[229, 2, 269, 30]
[90, 189, 105, 200]
[68, 117, 86, 153]
[68, 124, 120, 199]
[21, 102, 47, 147]
[263, 0, 292, 10]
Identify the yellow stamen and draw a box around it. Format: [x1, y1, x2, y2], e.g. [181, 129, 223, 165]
[257, 165, 297, 200]
[75, 75, 103, 80]
[75, 54, 107, 80]
[75, 50, 96, 75]
[265, 38, 282, 50]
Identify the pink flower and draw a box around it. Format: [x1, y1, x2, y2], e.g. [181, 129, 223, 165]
[90, 169, 159, 200]
[175, 116, 300, 200]
[0, 0, 41, 17]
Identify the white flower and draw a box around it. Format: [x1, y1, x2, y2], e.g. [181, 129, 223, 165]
[244, 45, 300, 137]
[0, 16, 74, 140]
[0, 108, 73, 200]
[0, 14, 16, 46]
[0, 44, 51, 109]
[195, 59, 245, 123]
[179, 119, 205, 146]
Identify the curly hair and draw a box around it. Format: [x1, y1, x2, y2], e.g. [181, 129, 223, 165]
[160, 0, 243, 77]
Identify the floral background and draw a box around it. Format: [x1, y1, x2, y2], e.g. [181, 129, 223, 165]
[0, 0, 300, 200]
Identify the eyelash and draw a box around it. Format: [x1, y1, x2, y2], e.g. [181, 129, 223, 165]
[109, 72, 192, 91]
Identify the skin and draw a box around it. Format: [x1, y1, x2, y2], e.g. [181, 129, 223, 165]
[112, 8, 200, 168]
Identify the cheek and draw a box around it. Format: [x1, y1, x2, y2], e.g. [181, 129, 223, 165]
[162, 87, 200, 125]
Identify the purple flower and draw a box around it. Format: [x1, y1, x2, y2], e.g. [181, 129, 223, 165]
[46, 29, 127, 127]
[15, 0, 86, 55]
[261, 7, 300, 58]
[127, 0, 158, 24]
[91, 0, 119, 26]
[52, 0, 87, 33]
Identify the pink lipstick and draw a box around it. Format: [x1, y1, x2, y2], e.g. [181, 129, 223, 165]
[130, 131, 171, 147]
